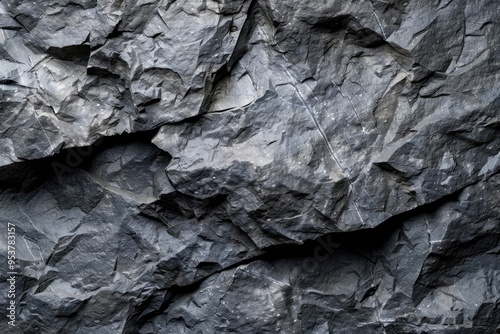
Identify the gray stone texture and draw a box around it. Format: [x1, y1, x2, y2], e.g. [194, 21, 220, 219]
[0, 0, 499, 333]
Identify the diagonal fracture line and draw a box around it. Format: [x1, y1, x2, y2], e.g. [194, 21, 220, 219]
[369, 0, 387, 39]
[280, 64, 350, 178]
[18, 205, 43, 233]
[33, 111, 55, 150]
[278, 59, 370, 226]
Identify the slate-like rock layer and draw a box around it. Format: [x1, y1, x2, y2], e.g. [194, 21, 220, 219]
[0, 0, 499, 333]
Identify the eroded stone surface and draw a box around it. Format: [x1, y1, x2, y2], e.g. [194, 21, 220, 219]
[0, 0, 499, 333]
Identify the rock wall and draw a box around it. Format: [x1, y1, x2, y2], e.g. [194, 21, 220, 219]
[0, 0, 499, 333]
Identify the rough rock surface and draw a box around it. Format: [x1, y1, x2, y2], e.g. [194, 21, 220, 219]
[0, 0, 499, 333]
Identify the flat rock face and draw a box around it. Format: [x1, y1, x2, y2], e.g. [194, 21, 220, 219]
[0, 0, 499, 333]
